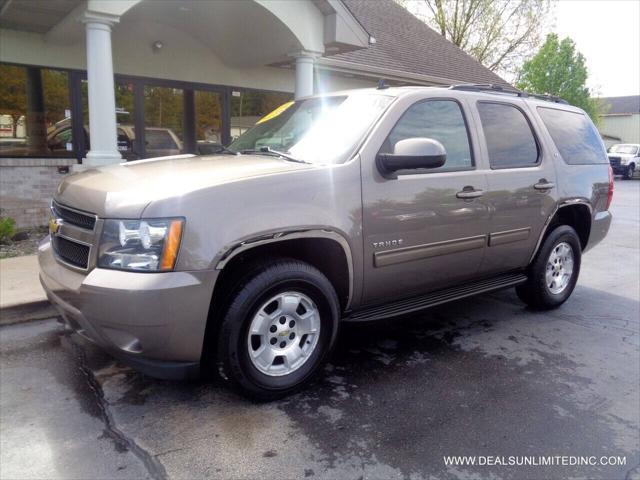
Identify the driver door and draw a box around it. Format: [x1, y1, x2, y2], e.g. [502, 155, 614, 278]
[360, 97, 490, 305]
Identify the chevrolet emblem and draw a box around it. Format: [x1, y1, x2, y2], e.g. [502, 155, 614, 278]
[49, 218, 62, 235]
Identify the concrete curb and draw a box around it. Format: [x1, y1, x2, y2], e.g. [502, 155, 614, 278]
[0, 301, 58, 326]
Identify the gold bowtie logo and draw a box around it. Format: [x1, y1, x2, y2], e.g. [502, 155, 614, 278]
[49, 218, 61, 235]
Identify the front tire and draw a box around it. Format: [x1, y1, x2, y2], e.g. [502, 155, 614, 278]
[623, 164, 635, 180]
[516, 225, 582, 310]
[216, 259, 340, 400]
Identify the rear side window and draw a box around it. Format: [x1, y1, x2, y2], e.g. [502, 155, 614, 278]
[537, 107, 607, 164]
[381, 99, 473, 171]
[477, 102, 539, 168]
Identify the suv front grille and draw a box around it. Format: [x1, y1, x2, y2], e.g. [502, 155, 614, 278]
[52, 200, 96, 230]
[609, 157, 621, 167]
[52, 235, 90, 269]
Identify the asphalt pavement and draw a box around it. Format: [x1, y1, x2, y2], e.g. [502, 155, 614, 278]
[1, 180, 638, 480]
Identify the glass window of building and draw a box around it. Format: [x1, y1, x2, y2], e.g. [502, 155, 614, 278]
[144, 86, 184, 158]
[230, 90, 292, 141]
[81, 80, 138, 159]
[194, 90, 223, 155]
[0, 64, 72, 157]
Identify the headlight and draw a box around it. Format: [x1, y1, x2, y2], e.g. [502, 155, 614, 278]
[98, 218, 184, 272]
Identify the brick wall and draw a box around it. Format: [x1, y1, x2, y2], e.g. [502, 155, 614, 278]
[0, 158, 76, 228]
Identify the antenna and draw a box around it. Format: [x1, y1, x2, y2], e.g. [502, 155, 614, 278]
[377, 78, 389, 90]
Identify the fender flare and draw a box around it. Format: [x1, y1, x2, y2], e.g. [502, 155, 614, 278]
[528, 199, 593, 263]
[213, 228, 355, 310]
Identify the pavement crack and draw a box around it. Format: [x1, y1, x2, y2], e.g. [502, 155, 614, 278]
[155, 447, 187, 459]
[69, 338, 168, 480]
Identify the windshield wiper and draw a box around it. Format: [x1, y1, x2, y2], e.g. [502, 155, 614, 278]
[218, 146, 238, 155]
[240, 146, 307, 164]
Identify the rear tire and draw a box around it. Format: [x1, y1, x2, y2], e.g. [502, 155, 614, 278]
[516, 225, 581, 310]
[216, 258, 340, 400]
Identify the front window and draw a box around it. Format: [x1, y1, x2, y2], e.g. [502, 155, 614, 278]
[228, 94, 394, 164]
[609, 144, 639, 155]
[380, 99, 474, 172]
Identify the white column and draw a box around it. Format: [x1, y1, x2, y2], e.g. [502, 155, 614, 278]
[292, 52, 319, 100]
[81, 12, 121, 166]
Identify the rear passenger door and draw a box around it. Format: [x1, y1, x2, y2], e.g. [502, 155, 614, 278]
[473, 100, 558, 275]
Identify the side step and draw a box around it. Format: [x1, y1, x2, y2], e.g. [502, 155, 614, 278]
[344, 272, 528, 322]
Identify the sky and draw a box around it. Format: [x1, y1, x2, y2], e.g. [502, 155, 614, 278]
[554, 0, 640, 97]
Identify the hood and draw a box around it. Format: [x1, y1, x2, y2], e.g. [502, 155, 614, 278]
[608, 152, 637, 158]
[54, 154, 314, 218]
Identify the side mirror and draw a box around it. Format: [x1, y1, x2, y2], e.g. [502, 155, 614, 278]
[376, 138, 446, 179]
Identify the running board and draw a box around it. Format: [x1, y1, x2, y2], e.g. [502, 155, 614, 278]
[344, 272, 528, 322]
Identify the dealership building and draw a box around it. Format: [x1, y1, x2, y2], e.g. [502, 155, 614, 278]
[0, 0, 504, 227]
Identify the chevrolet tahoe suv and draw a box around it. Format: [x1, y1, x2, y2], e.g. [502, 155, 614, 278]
[39, 84, 613, 399]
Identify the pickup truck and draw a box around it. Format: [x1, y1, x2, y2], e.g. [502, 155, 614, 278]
[39, 84, 613, 399]
[608, 143, 639, 179]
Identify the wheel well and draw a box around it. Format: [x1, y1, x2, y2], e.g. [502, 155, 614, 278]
[548, 204, 591, 250]
[200, 238, 351, 369]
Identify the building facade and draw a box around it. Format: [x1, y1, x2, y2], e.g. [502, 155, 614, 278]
[0, 0, 505, 227]
[598, 95, 640, 149]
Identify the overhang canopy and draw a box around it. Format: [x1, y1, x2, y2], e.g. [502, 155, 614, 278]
[0, 0, 370, 67]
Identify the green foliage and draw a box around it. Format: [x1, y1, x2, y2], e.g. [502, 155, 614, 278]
[0, 217, 16, 244]
[516, 34, 601, 121]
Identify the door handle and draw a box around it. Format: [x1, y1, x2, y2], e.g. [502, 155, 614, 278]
[456, 187, 484, 199]
[534, 180, 555, 191]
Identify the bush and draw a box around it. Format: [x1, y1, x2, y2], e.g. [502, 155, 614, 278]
[0, 217, 16, 244]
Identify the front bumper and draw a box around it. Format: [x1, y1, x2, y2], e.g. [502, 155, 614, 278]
[611, 165, 629, 175]
[39, 237, 219, 380]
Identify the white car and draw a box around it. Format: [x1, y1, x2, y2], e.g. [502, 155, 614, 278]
[608, 143, 639, 179]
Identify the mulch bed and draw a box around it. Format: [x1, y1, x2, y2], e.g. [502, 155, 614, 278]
[0, 227, 49, 259]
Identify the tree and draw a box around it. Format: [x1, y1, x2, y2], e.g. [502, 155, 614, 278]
[516, 33, 600, 120]
[0, 65, 27, 138]
[398, 0, 551, 78]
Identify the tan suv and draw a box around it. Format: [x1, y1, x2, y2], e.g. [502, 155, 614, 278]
[39, 84, 613, 399]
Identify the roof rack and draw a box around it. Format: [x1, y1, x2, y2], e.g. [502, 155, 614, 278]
[448, 83, 568, 104]
[526, 93, 569, 104]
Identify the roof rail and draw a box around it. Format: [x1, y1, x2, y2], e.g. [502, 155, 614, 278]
[449, 83, 526, 97]
[448, 83, 568, 104]
[526, 93, 569, 104]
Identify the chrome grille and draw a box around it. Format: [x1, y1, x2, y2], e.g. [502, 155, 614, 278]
[52, 235, 90, 269]
[609, 157, 621, 167]
[52, 200, 96, 230]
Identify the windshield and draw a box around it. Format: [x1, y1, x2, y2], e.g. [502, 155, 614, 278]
[609, 144, 639, 155]
[228, 94, 394, 164]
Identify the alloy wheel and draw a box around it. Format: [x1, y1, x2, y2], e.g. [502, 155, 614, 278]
[247, 291, 321, 376]
[545, 242, 574, 295]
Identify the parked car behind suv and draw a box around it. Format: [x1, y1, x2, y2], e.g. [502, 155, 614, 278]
[608, 143, 639, 179]
[39, 85, 613, 399]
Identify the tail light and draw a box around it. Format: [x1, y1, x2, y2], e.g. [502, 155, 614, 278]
[605, 165, 614, 210]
